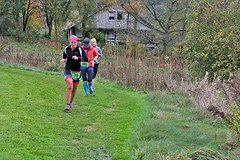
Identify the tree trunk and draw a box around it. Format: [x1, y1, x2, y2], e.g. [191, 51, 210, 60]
[82, 22, 86, 37]
[22, 16, 29, 32]
[46, 14, 53, 39]
[162, 42, 167, 57]
[16, 21, 21, 42]
[22, 0, 31, 32]
[48, 26, 52, 39]
[54, 19, 59, 48]
[162, 32, 169, 58]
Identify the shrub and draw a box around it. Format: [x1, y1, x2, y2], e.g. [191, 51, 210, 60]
[90, 31, 105, 47]
[184, 0, 240, 80]
[0, 15, 15, 36]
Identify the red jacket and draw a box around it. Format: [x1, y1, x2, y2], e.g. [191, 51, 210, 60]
[81, 46, 99, 67]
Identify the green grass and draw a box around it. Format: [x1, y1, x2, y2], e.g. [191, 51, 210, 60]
[133, 92, 240, 159]
[0, 64, 239, 160]
[0, 64, 147, 160]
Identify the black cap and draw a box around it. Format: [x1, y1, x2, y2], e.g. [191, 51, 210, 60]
[83, 38, 90, 48]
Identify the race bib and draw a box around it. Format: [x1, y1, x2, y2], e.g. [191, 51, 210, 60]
[81, 62, 89, 68]
[70, 71, 81, 79]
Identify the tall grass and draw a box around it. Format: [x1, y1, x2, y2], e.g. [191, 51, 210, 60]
[0, 36, 184, 91]
[132, 91, 239, 159]
[98, 43, 183, 91]
[0, 36, 63, 71]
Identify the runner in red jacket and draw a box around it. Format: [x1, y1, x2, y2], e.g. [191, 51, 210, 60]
[81, 38, 99, 96]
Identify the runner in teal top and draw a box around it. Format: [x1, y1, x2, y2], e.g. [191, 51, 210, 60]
[91, 38, 103, 91]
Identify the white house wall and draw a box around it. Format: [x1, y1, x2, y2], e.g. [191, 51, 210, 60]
[95, 11, 132, 29]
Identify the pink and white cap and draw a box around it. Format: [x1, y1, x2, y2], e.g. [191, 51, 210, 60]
[69, 35, 78, 42]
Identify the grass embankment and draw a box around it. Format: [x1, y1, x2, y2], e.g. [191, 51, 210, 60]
[0, 64, 147, 160]
[133, 92, 239, 159]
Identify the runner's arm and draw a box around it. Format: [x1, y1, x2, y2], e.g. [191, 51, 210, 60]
[62, 47, 74, 60]
[93, 48, 99, 61]
[79, 47, 88, 62]
[61, 51, 67, 63]
[97, 47, 103, 57]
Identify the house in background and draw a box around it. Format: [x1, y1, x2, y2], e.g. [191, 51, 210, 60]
[66, 6, 150, 42]
[94, 6, 129, 40]
[94, 6, 149, 42]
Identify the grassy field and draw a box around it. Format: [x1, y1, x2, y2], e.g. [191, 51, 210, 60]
[0, 64, 148, 160]
[0, 64, 239, 160]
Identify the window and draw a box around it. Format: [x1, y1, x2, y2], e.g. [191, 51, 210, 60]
[109, 11, 115, 20]
[117, 12, 123, 20]
[107, 30, 116, 39]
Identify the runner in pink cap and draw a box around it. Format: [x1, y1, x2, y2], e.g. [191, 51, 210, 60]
[60, 35, 88, 112]
[69, 35, 78, 42]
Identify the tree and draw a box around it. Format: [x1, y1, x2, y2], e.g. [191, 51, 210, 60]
[184, 0, 240, 80]
[0, 0, 14, 36]
[121, 0, 188, 57]
[40, 0, 71, 39]
[8, 0, 24, 39]
[1, 0, 38, 39]
[9, 0, 36, 32]
[21, 0, 36, 32]
[0, 0, 11, 16]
